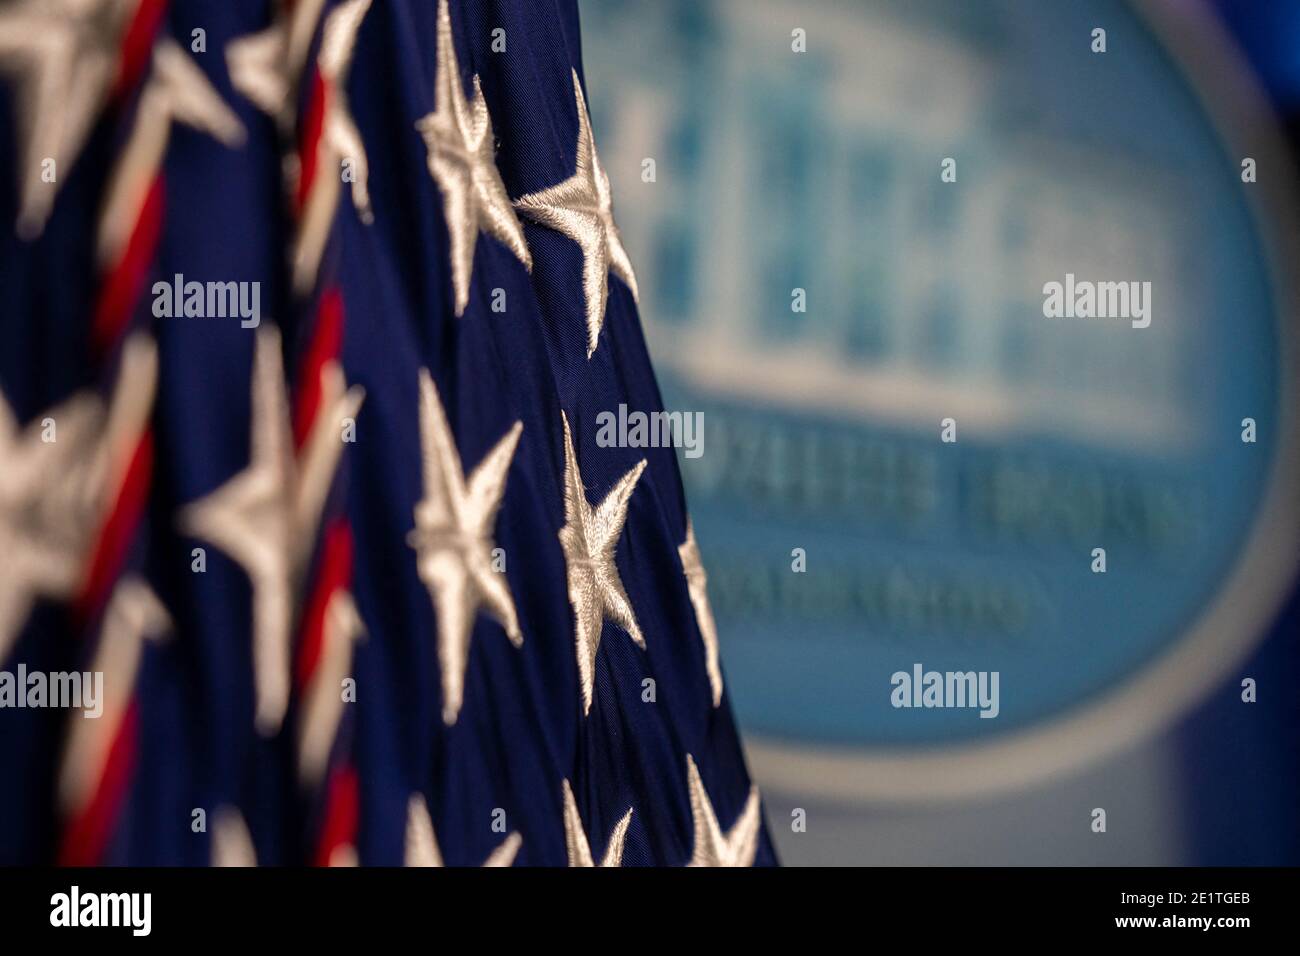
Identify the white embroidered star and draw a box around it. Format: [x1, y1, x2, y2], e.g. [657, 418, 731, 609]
[178, 327, 364, 736]
[416, 0, 531, 316]
[226, 0, 327, 130]
[408, 369, 522, 726]
[0, 335, 157, 663]
[679, 520, 723, 707]
[99, 38, 246, 266]
[229, 0, 374, 293]
[0, 388, 101, 660]
[685, 754, 761, 867]
[404, 794, 521, 867]
[513, 69, 638, 358]
[562, 779, 632, 867]
[0, 0, 132, 238]
[557, 412, 646, 716]
[291, 0, 374, 292]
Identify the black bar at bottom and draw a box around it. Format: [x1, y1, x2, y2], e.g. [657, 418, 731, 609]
[0, 866, 1288, 940]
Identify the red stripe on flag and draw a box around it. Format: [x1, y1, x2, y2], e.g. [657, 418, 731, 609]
[93, 175, 165, 356]
[314, 764, 359, 866]
[63, 0, 173, 862]
[296, 519, 354, 688]
[293, 287, 345, 449]
[297, 70, 330, 212]
[58, 702, 139, 866]
[76, 431, 155, 625]
[114, 0, 171, 100]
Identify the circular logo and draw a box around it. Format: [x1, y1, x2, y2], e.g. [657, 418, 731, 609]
[585, 0, 1299, 797]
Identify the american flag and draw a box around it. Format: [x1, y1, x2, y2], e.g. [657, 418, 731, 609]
[0, 0, 775, 866]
